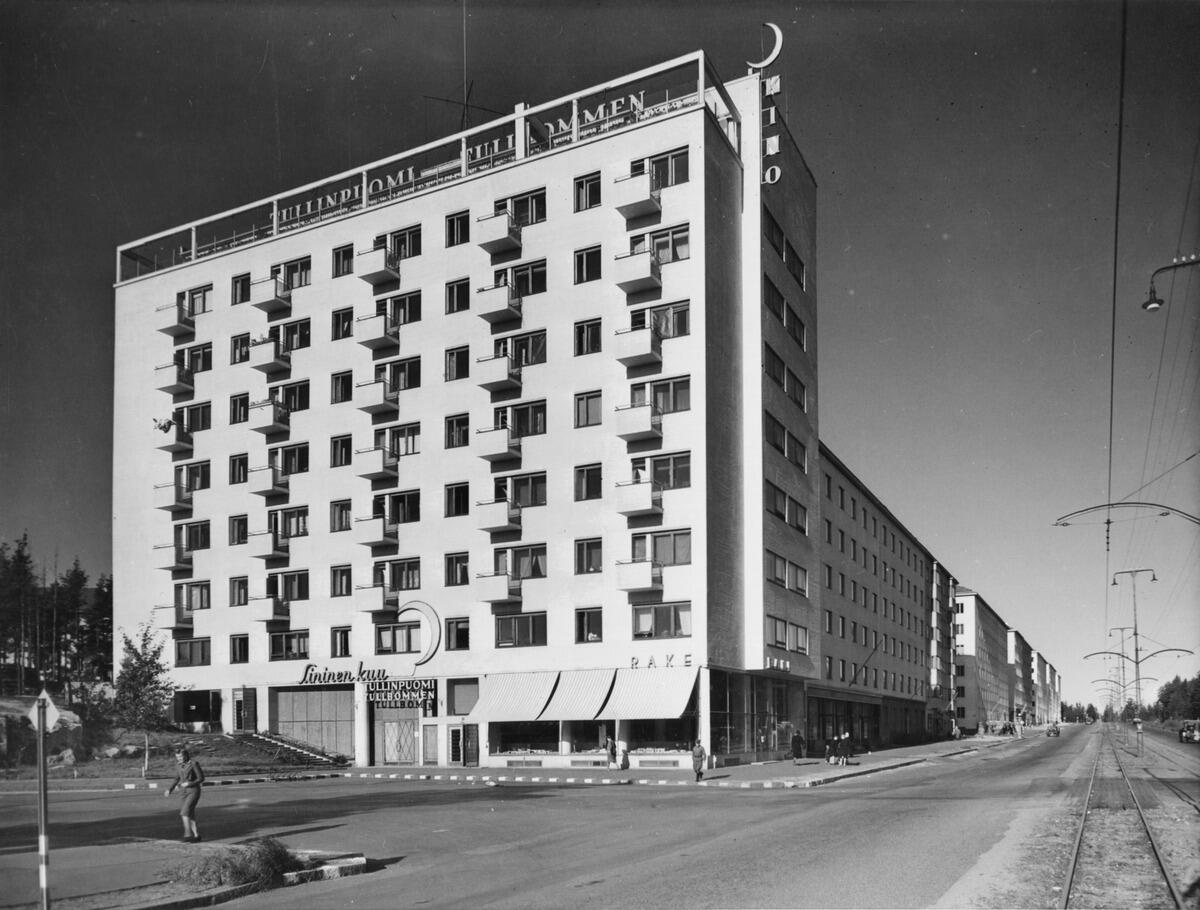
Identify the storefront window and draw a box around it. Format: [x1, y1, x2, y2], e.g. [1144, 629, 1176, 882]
[491, 720, 558, 754]
[627, 718, 694, 752]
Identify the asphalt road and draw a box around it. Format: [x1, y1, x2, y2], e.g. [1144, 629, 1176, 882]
[0, 726, 1143, 908]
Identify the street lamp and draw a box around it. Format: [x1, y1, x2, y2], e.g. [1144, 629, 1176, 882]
[1141, 254, 1200, 311]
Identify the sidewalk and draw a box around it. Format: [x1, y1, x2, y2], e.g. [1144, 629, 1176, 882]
[0, 736, 1020, 909]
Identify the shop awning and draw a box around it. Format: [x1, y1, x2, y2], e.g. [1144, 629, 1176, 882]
[599, 667, 698, 719]
[466, 671, 560, 722]
[538, 668, 616, 721]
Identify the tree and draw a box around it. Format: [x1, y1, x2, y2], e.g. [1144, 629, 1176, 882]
[79, 574, 113, 684]
[113, 624, 175, 777]
[0, 534, 38, 695]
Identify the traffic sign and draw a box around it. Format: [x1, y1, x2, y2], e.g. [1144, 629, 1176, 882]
[27, 690, 61, 732]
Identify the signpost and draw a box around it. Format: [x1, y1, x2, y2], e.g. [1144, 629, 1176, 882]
[27, 689, 58, 910]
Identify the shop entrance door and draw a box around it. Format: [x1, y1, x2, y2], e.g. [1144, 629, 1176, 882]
[422, 725, 438, 764]
[383, 720, 418, 764]
[464, 723, 479, 766]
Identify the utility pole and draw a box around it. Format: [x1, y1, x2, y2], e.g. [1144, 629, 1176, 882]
[1112, 569, 1155, 717]
[1109, 625, 1134, 701]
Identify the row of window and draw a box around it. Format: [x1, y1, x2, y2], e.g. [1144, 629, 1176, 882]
[823, 520, 926, 606]
[822, 656, 925, 697]
[762, 206, 807, 290]
[822, 609, 927, 667]
[824, 472, 928, 579]
[173, 600, 694, 668]
[820, 564, 927, 636]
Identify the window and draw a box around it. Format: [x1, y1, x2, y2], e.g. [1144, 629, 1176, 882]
[764, 550, 807, 595]
[273, 509, 307, 545]
[648, 147, 689, 187]
[384, 557, 421, 591]
[445, 482, 470, 517]
[229, 393, 249, 424]
[230, 635, 249, 664]
[186, 343, 212, 374]
[576, 608, 603, 643]
[445, 413, 469, 448]
[574, 319, 601, 355]
[502, 260, 547, 296]
[271, 257, 311, 290]
[231, 274, 250, 306]
[177, 581, 210, 612]
[501, 188, 546, 226]
[631, 376, 690, 413]
[331, 627, 351, 657]
[331, 565, 352, 597]
[575, 538, 602, 574]
[332, 244, 353, 278]
[330, 436, 352, 467]
[495, 612, 547, 648]
[377, 224, 421, 259]
[229, 576, 248, 606]
[331, 308, 353, 340]
[184, 402, 211, 432]
[823, 610, 833, 633]
[276, 318, 310, 353]
[632, 452, 691, 489]
[445, 552, 469, 587]
[767, 616, 788, 648]
[270, 630, 309, 661]
[230, 333, 250, 364]
[789, 624, 810, 654]
[269, 571, 309, 603]
[279, 443, 308, 475]
[763, 275, 785, 321]
[497, 330, 546, 366]
[229, 454, 248, 484]
[574, 172, 600, 211]
[764, 344, 785, 387]
[838, 660, 846, 682]
[330, 500, 351, 532]
[445, 278, 470, 314]
[446, 618, 470, 650]
[331, 371, 353, 403]
[631, 301, 690, 338]
[445, 346, 469, 381]
[574, 390, 602, 427]
[785, 240, 806, 288]
[574, 247, 601, 284]
[175, 638, 211, 667]
[377, 422, 420, 457]
[446, 211, 469, 246]
[763, 206, 785, 257]
[181, 461, 210, 492]
[500, 400, 546, 438]
[632, 225, 689, 263]
[632, 529, 691, 566]
[182, 284, 212, 316]
[279, 381, 309, 413]
[228, 514, 248, 545]
[825, 656, 833, 679]
[500, 544, 547, 580]
[574, 463, 602, 501]
[380, 356, 421, 390]
[507, 472, 547, 508]
[632, 602, 691, 639]
[378, 489, 420, 524]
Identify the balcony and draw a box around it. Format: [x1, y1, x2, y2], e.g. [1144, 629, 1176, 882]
[355, 584, 399, 617]
[612, 172, 662, 219]
[248, 595, 289, 623]
[356, 247, 400, 286]
[356, 313, 399, 351]
[156, 423, 193, 453]
[613, 324, 663, 367]
[616, 559, 662, 592]
[475, 283, 522, 324]
[613, 250, 662, 293]
[153, 604, 194, 632]
[475, 426, 520, 462]
[249, 337, 290, 374]
[153, 481, 194, 512]
[355, 378, 399, 414]
[249, 276, 291, 313]
[475, 210, 521, 255]
[477, 572, 521, 604]
[477, 498, 521, 533]
[475, 354, 521, 392]
[614, 402, 663, 441]
[614, 479, 663, 516]
[248, 530, 289, 560]
[248, 399, 290, 434]
[354, 516, 398, 547]
[155, 544, 193, 572]
[356, 446, 398, 480]
[156, 301, 194, 337]
[155, 362, 194, 394]
[248, 465, 288, 497]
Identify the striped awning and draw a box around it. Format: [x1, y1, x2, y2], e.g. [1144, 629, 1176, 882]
[599, 667, 698, 719]
[466, 671, 560, 722]
[538, 668, 616, 721]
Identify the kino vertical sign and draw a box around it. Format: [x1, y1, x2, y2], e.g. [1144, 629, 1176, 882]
[747, 22, 784, 185]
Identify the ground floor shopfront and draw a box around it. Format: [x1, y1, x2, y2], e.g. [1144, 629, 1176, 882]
[806, 687, 930, 751]
[172, 663, 817, 768]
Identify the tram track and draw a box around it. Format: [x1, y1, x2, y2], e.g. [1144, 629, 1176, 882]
[1060, 729, 1191, 909]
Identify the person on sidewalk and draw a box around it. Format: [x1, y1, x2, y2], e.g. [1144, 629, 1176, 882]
[839, 732, 852, 766]
[691, 740, 706, 782]
[791, 731, 806, 765]
[164, 746, 205, 842]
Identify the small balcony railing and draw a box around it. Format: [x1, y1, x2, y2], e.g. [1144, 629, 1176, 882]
[248, 595, 289, 623]
[616, 559, 663, 592]
[477, 498, 521, 533]
[354, 515, 398, 547]
[153, 603, 195, 631]
[248, 465, 288, 497]
[612, 171, 662, 219]
[249, 276, 291, 313]
[248, 399, 290, 434]
[475, 283, 522, 324]
[355, 312, 400, 350]
[356, 446, 399, 480]
[155, 362, 194, 394]
[154, 544, 193, 572]
[613, 324, 663, 367]
[355, 378, 399, 414]
[153, 481, 194, 512]
[248, 530, 289, 560]
[355, 583, 400, 616]
[249, 337, 290, 374]
[156, 301, 195, 337]
[156, 423, 194, 453]
[614, 402, 663, 441]
[614, 479, 663, 516]
[356, 247, 400, 285]
[477, 571, 521, 603]
[475, 425, 520, 462]
[475, 353, 521, 392]
[475, 210, 522, 255]
[613, 249, 662, 293]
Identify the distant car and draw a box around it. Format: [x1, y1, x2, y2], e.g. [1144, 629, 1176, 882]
[1179, 720, 1200, 743]
[1046, 723, 1060, 737]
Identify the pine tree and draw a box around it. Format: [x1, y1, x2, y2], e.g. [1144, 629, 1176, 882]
[113, 624, 174, 777]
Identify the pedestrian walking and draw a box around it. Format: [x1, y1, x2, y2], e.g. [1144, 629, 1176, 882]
[840, 732, 852, 766]
[606, 736, 617, 770]
[691, 739, 706, 782]
[790, 731, 806, 765]
[164, 746, 205, 842]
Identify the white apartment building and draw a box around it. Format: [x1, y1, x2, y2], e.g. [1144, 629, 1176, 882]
[113, 52, 821, 769]
[952, 589, 1010, 733]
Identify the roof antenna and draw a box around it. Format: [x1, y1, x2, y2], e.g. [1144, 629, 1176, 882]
[461, 0, 469, 129]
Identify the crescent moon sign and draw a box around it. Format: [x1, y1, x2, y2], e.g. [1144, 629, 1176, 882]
[747, 22, 783, 70]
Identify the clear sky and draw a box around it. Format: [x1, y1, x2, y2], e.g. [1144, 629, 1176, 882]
[1, 0, 1196, 707]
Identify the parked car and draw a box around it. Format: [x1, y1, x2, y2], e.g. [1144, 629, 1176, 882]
[1046, 723, 1060, 737]
[1179, 720, 1200, 743]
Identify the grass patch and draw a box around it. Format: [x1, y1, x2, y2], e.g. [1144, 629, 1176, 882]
[161, 837, 309, 891]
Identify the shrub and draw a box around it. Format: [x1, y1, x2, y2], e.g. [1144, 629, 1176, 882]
[161, 837, 306, 890]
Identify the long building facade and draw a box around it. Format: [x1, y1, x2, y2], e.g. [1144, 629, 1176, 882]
[113, 52, 824, 769]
